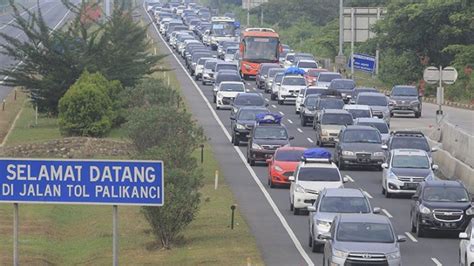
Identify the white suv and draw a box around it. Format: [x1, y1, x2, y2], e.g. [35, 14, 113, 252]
[289, 157, 347, 215]
[277, 75, 307, 105]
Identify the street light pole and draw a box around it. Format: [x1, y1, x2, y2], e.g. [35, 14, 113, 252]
[105, 0, 111, 17]
[338, 0, 344, 56]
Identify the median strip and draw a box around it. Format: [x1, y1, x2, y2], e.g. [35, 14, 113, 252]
[381, 209, 393, 218]
[404, 232, 418, 243]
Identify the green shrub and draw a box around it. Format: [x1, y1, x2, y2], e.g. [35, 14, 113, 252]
[58, 72, 113, 137]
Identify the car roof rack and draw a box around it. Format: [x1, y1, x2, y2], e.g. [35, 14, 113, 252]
[391, 131, 425, 137]
[255, 113, 282, 125]
[300, 148, 332, 163]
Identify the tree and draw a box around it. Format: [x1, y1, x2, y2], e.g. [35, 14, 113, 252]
[58, 71, 113, 137]
[0, 0, 163, 114]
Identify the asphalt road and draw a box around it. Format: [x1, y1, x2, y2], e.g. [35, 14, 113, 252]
[144, 6, 464, 266]
[0, 0, 75, 101]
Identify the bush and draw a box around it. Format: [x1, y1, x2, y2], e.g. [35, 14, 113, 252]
[125, 78, 181, 108]
[58, 72, 113, 137]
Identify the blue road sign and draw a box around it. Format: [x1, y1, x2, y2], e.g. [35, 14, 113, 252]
[348, 53, 376, 73]
[0, 159, 163, 206]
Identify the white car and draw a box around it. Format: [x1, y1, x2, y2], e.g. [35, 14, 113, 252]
[316, 72, 342, 88]
[194, 57, 212, 81]
[277, 75, 307, 105]
[343, 104, 373, 120]
[295, 86, 327, 114]
[295, 59, 319, 72]
[459, 220, 474, 266]
[283, 52, 296, 68]
[215, 81, 246, 110]
[289, 156, 347, 215]
[271, 73, 284, 100]
[224, 46, 238, 62]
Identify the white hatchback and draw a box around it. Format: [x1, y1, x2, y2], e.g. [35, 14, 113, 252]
[215, 81, 246, 110]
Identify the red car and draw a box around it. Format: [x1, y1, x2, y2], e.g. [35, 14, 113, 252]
[304, 68, 328, 85]
[266, 147, 307, 188]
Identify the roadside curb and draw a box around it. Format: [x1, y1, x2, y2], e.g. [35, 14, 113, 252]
[380, 89, 474, 110]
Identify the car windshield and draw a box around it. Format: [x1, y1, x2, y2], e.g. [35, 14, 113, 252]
[220, 83, 244, 92]
[282, 77, 306, 86]
[216, 65, 238, 71]
[261, 65, 279, 75]
[423, 187, 469, 202]
[286, 55, 295, 62]
[357, 122, 389, 134]
[320, 99, 344, 109]
[234, 96, 264, 106]
[332, 80, 356, 90]
[353, 88, 377, 97]
[198, 58, 210, 65]
[297, 167, 340, 182]
[307, 70, 325, 77]
[320, 197, 371, 213]
[254, 126, 288, 140]
[321, 114, 353, 125]
[392, 86, 418, 96]
[391, 138, 430, 151]
[319, 74, 342, 82]
[243, 37, 279, 62]
[392, 155, 429, 169]
[238, 110, 268, 120]
[357, 95, 388, 106]
[306, 89, 326, 96]
[346, 109, 371, 119]
[274, 74, 284, 83]
[337, 222, 394, 243]
[304, 97, 318, 108]
[343, 130, 381, 143]
[226, 48, 237, 54]
[275, 150, 305, 161]
[298, 61, 318, 68]
[268, 69, 284, 77]
[204, 61, 217, 69]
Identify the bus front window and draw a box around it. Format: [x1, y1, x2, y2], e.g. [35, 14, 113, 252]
[243, 37, 279, 63]
[212, 22, 235, 37]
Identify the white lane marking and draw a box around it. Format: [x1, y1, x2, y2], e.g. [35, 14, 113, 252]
[271, 104, 276, 108]
[253, 87, 256, 91]
[344, 175, 354, 182]
[431, 258, 442, 266]
[381, 209, 393, 218]
[404, 232, 418, 243]
[279, 111, 284, 115]
[297, 128, 303, 133]
[363, 190, 373, 199]
[144, 6, 315, 266]
[265, 98, 269, 102]
[0, 4, 40, 30]
[287, 119, 293, 124]
[307, 138, 314, 143]
[0, 3, 71, 85]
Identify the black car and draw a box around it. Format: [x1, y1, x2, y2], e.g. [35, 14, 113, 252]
[327, 79, 356, 103]
[300, 95, 319, 127]
[410, 180, 474, 237]
[383, 131, 437, 159]
[311, 96, 345, 129]
[230, 107, 270, 146]
[256, 63, 281, 90]
[247, 116, 294, 166]
[389, 85, 422, 118]
[230, 93, 268, 119]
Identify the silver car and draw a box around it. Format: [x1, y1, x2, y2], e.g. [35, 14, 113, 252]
[355, 92, 391, 126]
[322, 214, 406, 266]
[307, 188, 379, 252]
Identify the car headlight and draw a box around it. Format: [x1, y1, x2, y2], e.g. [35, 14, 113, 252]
[232, 107, 238, 113]
[425, 173, 436, 181]
[274, 165, 283, 172]
[386, 250, 401, 260]
[333, 248, 349, 259]
[388, 171, 398, 179]
[236, 123, 245, 130]
[316, 220, 331, 230]
[295, 184, 306, 193]
[373, 152, 385, 157]
[466, 207, 474, 216]
[419, 204, 431, 214]
[410, 100, 420, 105]
[321, 130, 328, 136]
[342, 151, 354, 156]
[252, 143, 262, 150]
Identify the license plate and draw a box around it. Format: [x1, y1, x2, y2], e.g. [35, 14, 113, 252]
[442, 223, 456, 228]
[405, 183, 418, 189]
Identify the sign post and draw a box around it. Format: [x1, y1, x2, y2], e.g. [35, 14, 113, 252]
[423, 66, 458, 122]
[0, 158, 164, 265]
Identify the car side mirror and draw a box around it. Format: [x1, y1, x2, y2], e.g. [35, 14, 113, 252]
[288, 176, 295, 182]
[459, 232, 469, 240]
[276, 82, 281, 86]
[397, 235, 407, 242]
[381, 163, 388, 169]
[432, 164, 439, 170]
[212, 54, 217, 58]
[431, 147, 438, 152]
[266, 158, 272, 164]
[320, 233, 332, 240]
[289, 136, 295, 140]
[412, 195, 419, 200]
[307, 206, 316, 212]
[373, 207, 381, 214]
[230, 116, 235, 120]
[300, 104, 305, 107]
[381, 145, 388, 150]
[343, 177, 349, 183]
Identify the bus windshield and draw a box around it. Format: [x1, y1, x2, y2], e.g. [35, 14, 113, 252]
[211, 21, 235, 37]
[243, 37, 279, 63]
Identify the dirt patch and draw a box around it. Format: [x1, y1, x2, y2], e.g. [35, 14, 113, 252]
[0, 137, 136, 158]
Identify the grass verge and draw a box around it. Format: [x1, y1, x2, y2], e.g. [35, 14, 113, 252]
[0, 89, 27, 145]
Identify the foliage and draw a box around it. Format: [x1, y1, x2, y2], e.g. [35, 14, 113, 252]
[0, 0, 163, 114]
[58, 71, 113, 137]
[125, 78, 181, 108]
[442, 45, 474, 101]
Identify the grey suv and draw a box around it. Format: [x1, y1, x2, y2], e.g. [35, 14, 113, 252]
[322, 214, 406, 266]
[389, 85, 422, 118]
[307, 188, 379, 252]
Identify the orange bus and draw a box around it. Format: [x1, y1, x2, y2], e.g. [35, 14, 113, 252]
[239, 28, 281, 79]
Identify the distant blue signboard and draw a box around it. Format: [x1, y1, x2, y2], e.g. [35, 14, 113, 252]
[348, 53, 376, 73]
[0, 159, 163, 206]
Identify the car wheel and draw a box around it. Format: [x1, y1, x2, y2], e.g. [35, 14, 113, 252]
[322, 254, 326, 266]
[293, 207, 300, 215]
[249, 159, 255, 166]
[268, 178, 275, 188]
[194, 75, 198, 81]
[415, 111, 421, 118]
[411, 215, 416, 233]
[312, 241, 322, 253]
[416, 219, 425, 237]
[385, 190, 391, 198]
[271, 94, 276, 100]
[202, 81, 206, 85]
[278, 100, 283, 105]
[301, 117, 306, 127]
[213, 96, 216, 103]
[216, 105, 220, 110]
[309, 231, 313, 247]
[243, 74, 249, 80]
[290, 202, 294, 211]
[390, 112, 394, 117]
[232, 135, 240, 146]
